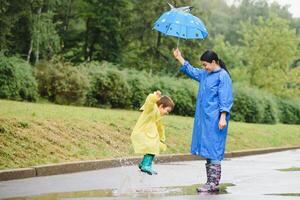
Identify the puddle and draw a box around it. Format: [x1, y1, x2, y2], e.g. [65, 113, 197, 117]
[5, 183, 235, 200]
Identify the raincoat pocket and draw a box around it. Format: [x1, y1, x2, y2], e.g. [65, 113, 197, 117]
[145, 128, 158, 138]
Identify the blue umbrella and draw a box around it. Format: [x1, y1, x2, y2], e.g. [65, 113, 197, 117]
[153, 4, 208, 46]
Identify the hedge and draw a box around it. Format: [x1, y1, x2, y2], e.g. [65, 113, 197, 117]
[0, 54, 39, 101]
[1, 58, 299, 124]
[35, 59, 89, 105]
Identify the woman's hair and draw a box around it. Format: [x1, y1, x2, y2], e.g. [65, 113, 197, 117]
[200, 50, 230, 76]
[157, 96, 175, 110]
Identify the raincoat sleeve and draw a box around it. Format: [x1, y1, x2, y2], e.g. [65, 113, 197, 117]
[180, 60, 206, 82]
[218, 72, 233, 113]
[157, 121, 167, 152]
[140, 93, 159, 112]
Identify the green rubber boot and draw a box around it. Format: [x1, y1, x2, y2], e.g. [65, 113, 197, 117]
[140, 154, 158, 175]
[138, 156, 146, 169]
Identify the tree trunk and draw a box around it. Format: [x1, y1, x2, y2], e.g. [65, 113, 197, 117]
[64, 0, 73, 31]
[35, 7, 42, 64]
[84, 18, 91, 61]
[89, 41, 95, 61]
[27, 40, 33, 63]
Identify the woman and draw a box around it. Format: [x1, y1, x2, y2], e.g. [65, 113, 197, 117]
[173, 48, 233, 193]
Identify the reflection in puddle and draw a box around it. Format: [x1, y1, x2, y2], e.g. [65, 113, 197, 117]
[6, 183, 235, 200]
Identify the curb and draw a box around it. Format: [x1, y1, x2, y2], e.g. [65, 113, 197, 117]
[0, 168, 36, 181]
[1, 146, 299, 181]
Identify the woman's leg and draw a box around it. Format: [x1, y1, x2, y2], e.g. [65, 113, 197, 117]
[210, 160, 221, 187]
[205, 159, 211, 184]
[197, 159, 221, 193]
[209, 159, 221, 187]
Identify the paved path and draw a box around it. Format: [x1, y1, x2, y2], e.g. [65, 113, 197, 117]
[1, 150, 300, 199]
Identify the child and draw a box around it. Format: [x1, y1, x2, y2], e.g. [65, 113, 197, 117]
[131, 90, 174, 175]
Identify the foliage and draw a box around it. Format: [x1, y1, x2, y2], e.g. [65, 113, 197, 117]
[81, 62, 299, 124]
[0, 54, 39, 101]
[0, 0, 31, 53]
[212, 35, 244, 69]
[125, 70, 151, 109]
[77, 0, 133, 62]
[35, 58, 89, 105]
[277, 99, 300, 124]
[231, 84, 280, 124]
[241, 15, 300, 98]
[83, 62, 132, 108]
[0, 0, 300, 123]
[29, 10, 61, 63]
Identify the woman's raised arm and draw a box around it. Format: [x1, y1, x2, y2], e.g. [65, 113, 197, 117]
[173, 48, 206, 82]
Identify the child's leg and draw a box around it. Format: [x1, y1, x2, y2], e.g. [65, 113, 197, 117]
[140, 154, 157, 175]
[148, 154, 157, 174]
[139, 155, 147, 169]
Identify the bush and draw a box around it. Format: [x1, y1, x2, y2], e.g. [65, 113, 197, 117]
[35, 59, 89, 105]
[0, 54, 39, 101]
[82, 62, 199, 114]
[1, 56, 299, 124]
[231, 85, 279, 124]
[84, 62, 132, 108]
[87, 63, 300, 124]
[260, 95, 279, 124]
[172, 88, 196, 116]
[231, 87, 263, 123]
[127, 70, 152, 109]
[277, 99, 300, 124]
[147, 75, 197, 116]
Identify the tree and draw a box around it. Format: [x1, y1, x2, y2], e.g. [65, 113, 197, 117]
[121, 0, 208, 74]
[212, 35, 244, 69]
[78, 0, 132, 62]
[225, 0, 292, 45]
[27, 0, 61, 63]
[0, 0, 32, 56]
[241, 15, 300, 97]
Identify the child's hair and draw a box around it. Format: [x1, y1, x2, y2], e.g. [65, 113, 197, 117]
[200, 50, 230, 76]
[157, 96, 175, 110]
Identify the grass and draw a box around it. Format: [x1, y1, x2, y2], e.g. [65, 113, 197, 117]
[1, 99, 300, 170]
[278, 167, 300, 172]
[267, 193, 300, 197]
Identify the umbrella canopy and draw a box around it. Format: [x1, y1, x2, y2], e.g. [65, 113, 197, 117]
[153, 4, 208, 40]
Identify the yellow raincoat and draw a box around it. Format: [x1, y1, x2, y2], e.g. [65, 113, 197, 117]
[131, 94, 167, 155]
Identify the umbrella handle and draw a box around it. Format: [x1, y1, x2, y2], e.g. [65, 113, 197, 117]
[177, 38, 180, 48]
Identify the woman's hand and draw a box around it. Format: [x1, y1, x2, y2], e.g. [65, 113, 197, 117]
[219, 112, 227, 130]
[173, 48, 185, 65]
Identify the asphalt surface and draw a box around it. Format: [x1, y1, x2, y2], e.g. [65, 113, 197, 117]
[0, 149, 299, 200]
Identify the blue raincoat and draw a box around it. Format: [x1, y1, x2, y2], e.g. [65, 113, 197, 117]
[180, 61, 233, 161]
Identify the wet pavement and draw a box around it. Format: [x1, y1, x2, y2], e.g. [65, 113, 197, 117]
[0, 149, 299, 200]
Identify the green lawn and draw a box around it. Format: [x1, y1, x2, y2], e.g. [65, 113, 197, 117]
[1, 99, 300, 170]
